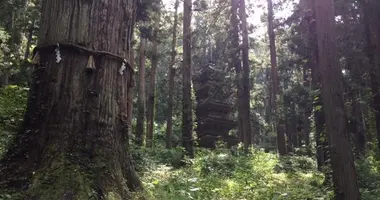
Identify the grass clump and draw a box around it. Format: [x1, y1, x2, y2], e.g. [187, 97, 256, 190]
[134, 145, 332, 200]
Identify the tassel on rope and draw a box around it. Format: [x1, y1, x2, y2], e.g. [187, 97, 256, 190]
[86, 55, 96, 72]
[31, 51, 40, 64]
[55, 43, 62, 63]
[119, 59, 127, 75]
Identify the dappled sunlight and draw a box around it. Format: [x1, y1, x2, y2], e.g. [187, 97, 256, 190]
[137, 147, 332, 200]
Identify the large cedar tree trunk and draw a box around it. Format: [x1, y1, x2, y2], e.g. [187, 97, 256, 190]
[315, 0, 360, 199]
[166, 0, 179, 149]
[182, 0, 194, 157]
[0, 0, 142, 199]
[239, 0, 252, 153]
[267, 0, 287, 155]
[136, 34, 146, 146]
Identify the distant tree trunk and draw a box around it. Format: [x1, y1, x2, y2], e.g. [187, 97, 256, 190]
[146, 12, 161, 148]
[230, 0, 244, 142]
[351, 91, 367, 156]
[302, 0, 327, 172]
[315, 0, 360, 199]
[0, 0, 142, 198]
[239, 0, 252, 153]
[128, 50, 135, 144]
[303, 66, 312, 154]
[361, 0, 380, 151]
[136, 34, 146, 146]
[183, 0, 194, 157]
[267, 0, 287, 155]
[166, 0, 179, 149]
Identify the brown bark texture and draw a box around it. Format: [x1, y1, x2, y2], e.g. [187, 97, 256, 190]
[182, 0, 194, 157]
[315, 0, 361, 199]
[229, 0, 244, 142]
[146, 13, 161, 148]
[136, 35, 146, 146]
[0, 0, 142, 199]
[267, 0, 287, 155]
[239, 0, 252, 153]
[166, 0, 179, 149]
[361, 0, 380, 151]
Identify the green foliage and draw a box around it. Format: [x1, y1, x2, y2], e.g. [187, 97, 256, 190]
[0, 85, 28, 157]
[356, 155, 380, 199]
[140, 147, 333, 200]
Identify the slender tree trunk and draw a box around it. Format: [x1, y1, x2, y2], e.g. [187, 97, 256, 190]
[146, 12, 161, 148]
[24, 26, 34, 61]
[230, 0, 244, 142]
[0, 0, 142, 198]
[166, 0, 179, 149]
[302, 0, 327, 172]
[267, 0, 287, 155]
[136, 35, 146, 146]
[239, 0, 252, 153]
[351, 91, 367, 156]
[315, 0, 360, 199]
[183, 0, 194, 157]
[303, 66, 312, 154]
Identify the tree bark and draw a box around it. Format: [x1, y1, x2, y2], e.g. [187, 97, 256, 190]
[267, 0, 287, 155]
[302, 0, 327, 172]
[361, 0, 380, 151]
[183, 0, 194, 157]
[239, 0, 252, 153]
[166, 0, 179, 149]
[0, 0, 142, 199]
[230, 0, 244, 142]
[314, 0, 360, 199]
[146, 12, 161, 148]
[303, 65, 312, 155]
[136, 34, 146, 146]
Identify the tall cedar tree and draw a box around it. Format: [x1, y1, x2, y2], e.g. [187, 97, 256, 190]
[315, 0, 360, 199]
[361, 0, 380, 151]
[183, 0, 194, 157]
[166, 0, 179, 149]
[0, 0, 142, 198]
[267, 0, 287, 155]
[146, 11, 161, 148]
[230, 0, 244, 143]
[301, 0, 327, 172]
[239, 0, 252, 152]
[136, 34, 146, 146]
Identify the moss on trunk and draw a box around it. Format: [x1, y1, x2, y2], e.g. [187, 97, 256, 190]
[0, 0, 142, 199]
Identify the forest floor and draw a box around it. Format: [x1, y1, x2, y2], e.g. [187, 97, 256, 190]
[133, 144, 380, 200]
[1, 86, 380, 200]
[134, 145, 330, 200]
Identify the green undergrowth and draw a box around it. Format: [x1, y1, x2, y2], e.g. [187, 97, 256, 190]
[0, 85, 28, 157]
[132, 145, 333, 200]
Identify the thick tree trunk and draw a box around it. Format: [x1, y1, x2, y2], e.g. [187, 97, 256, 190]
[230, 0, 244, 142]
[182, 0, 194, 157]
[146, 13, 161, 148]
[0, 0, 142, 199]
[136, 35, 146, 146]
[267, 0, 287, 155]
[166, 0, 179, 149]
[239, 0, 252, 153]
[315, 0, 360, 199]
